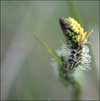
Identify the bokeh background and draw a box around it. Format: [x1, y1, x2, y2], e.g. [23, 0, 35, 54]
[1, 0, 99, 100]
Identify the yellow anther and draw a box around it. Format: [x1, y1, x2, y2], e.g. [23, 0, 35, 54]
[62, 17, 93, 45]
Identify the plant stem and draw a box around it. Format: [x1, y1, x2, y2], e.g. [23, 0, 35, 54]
[67, 0, 83, 25]
[64, 73, 81, 101]
[70, 78, 81, 100]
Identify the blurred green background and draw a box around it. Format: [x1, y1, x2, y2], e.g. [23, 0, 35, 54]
[1, 0, 99, 100]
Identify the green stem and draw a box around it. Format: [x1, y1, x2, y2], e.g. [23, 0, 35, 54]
[64, 74, 81, 100]
[67, 0, 83, 25]
[70, 79, 81, 100]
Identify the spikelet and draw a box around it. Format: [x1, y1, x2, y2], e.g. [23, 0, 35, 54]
[59, 17, 93, 72]
[60, 17, 93, 46]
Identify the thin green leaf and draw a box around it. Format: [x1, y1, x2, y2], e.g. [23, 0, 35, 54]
[33, 34, 63, 65]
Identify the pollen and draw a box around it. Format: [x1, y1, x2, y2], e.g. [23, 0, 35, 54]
[65, 17, 85, 35]
[65, 17, 93, 45]
[60, 17, 93, 46]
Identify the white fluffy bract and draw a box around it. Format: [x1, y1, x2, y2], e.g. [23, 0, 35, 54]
[51, 44, 91, 75]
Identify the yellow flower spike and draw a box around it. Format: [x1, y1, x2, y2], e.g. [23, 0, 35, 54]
[67, 17, 93, 44]
[59, 17, 93, 48]
[59, 17, 92, 73]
